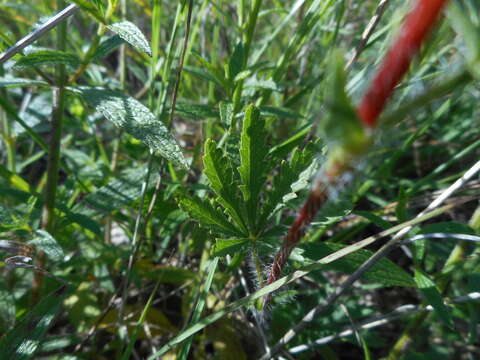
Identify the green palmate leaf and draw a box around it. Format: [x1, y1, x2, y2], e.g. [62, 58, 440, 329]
[212, 238, 250, 257]
[297, 242, 416, 287]
[0, 285, 68, 360]
[28, 230, 64, 263]
[203, 139, 247, 234]
[414, 270, 453, 328]
[107, 21, 152, 57]
[0, 77, 48, 88]
[238, 105, 269, 233]
[257, 144, 316, 230]
[13, 50, 81, 69]
[178, 195, 242, 237]
[92, 35, 125, 60]
[76, 87, 187, 168]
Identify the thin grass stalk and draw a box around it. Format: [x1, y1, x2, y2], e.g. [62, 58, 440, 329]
[263, 0, 452, 305]
[232, 0, 263, 115]
[31, 0, 68, 305]
[386, 201, 480, 359]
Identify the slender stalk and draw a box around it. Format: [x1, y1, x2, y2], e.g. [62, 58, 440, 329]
[263, 0, 454, 306]
[386, 201, 480, 360]
[31, 0, 68, 305]
[232, 0, 263, 116]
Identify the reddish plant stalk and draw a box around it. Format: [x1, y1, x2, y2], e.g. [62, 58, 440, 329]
[265, 0, 450, 302]
[358, 0, 450, 127]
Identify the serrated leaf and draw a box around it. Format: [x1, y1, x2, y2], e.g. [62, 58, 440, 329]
[414, 270, 453, 328]
[0, 77, 48, 88]
[28, 230, 64, 263]
[13, 50, 81, 69]
[257, 144, 316, 230]
[76, 87, 187, 168]
[92, 35, 125, 60]
[238, 105, 269, 233]
[212, 238, 250, 257]
[203, 139, 248, 234]
[0, 286, 67, 360]
[107, 21, 152, 57]
[298, 242, 416, 287]
[178, 195, 242, 237]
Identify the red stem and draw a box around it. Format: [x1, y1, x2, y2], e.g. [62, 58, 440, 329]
[358, 0, 449, 127]
[264, 0, 450, 302]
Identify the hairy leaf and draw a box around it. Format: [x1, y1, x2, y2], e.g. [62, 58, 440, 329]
[107, 21, 152, 57]
[76, 87, 187, 168]
[238, 105, 269, 233]
[203, 139, 247, 234]
[178, 195, 242, 237]
[212, 238, 250, 257]
[257, 144, 316, 230]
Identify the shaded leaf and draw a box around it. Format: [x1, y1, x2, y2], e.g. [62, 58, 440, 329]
[212, 238, 250, 257]
[0, 77, 48, 88]
[28, 230, 64, 263]
[0, 286, 67, 360]
[92, 35, 125, 60]
[414, 270, 453, 328]
[298, 242, 416, 287]
[76, 87, 187, 168]
[107, 21, 152, 57]
[13, 50, 81, 69]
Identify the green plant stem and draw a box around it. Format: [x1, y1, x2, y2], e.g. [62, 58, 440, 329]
[0, 65, 15, 172]
[232, 0, 263, 116]
[32, 0, 68, 305]
[387, 202, 480, 360]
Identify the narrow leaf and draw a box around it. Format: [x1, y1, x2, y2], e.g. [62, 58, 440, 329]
[76, 87, 187, 168]
[13, 50, 81, 69]
[107, 21, 152, 57]
[238, 105, 269, 232]
[298, 242, 416, 287]
[414, 270, 453, 328]
[0, 286, 67, 360]
[0, 77, 48, 88]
